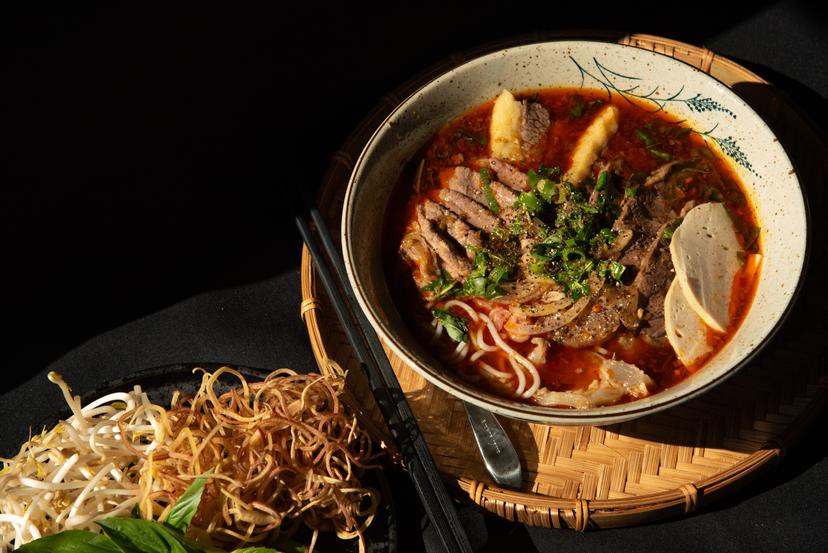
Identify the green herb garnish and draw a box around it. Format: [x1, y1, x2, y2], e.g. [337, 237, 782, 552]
[459, 252, 509, 299]
[432, 309, 469, 343]
[648, 148, 672, 161]
[570, 95, 585, 118]
[454, 128, 488, 146]
[17, 472, 292, 553]
[635, 128, 655, 146]
[662, 218, 683, 241]
[421, 273, 459, 300]
[636, 128, 672, 161]
[513, 191, 542, 216]
[595, 170, 610, 191]
[480, 167, 500, 214]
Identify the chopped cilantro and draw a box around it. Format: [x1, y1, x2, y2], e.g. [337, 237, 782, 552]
[421, 273, 459, 300]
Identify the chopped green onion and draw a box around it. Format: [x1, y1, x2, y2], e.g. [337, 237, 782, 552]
[514, 191, 542, 215]
[624, 185, 639, 198]
[488, 264, 511, 284]
[536, 179, 557, 203]
[648, 148, 672, 161]
[634, 128, 655, 146]
[595, 171, 610, 191]
[479, 167, 500, 214]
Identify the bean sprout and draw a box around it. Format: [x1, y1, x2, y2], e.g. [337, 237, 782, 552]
[0, 372, 160, 550]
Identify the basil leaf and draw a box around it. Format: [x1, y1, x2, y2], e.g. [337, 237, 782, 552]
[16, 530, 123, 553]
[165, 470, 212, 533]
[97, 518, 193, 553]
[432, 309, 468, 343]
[479, 167, 500, 214]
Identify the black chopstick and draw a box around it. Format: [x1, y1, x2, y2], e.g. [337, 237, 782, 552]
[296, 213, 474, 553]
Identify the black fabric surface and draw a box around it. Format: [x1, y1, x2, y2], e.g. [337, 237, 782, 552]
[3, 2, 827, 551]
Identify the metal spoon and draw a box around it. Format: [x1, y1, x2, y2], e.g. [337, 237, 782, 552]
[463, 401, 522, 489]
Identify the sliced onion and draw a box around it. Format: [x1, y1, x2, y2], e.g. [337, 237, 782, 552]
[513, 295, 573, 317]
[498, 279, 554, 304]
[504, 295, 590, 336]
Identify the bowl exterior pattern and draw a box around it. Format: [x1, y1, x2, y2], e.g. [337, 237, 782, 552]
[342, 41, 807, 425]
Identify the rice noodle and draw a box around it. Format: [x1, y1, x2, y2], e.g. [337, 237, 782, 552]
[443, 299, 479, 321]
[480, 363, 513, 379]
[479, 312, 540, 399]
[507, 357, 527, 396]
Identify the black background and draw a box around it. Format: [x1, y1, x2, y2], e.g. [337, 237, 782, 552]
[3, 2, 828, 552]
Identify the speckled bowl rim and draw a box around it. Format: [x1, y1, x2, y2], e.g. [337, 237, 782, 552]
[342, 39, 810, 425]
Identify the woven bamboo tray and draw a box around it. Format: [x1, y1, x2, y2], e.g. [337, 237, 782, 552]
[299, 33, 828, 530]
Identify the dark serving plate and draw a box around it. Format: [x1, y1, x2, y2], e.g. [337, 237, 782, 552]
[38, 362, 398, 553]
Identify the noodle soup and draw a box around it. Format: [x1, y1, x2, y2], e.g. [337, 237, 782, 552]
[387, 88, 761, 409]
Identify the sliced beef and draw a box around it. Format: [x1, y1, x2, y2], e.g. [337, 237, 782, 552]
[484, 158, 529, 191]
[437, 189, 500, 232]
[634, 223, 675, 300]
[416, 204, 472, 280]
[633, 223, 675, 346]
[447, 167, 518, 215]
[613, 160, 694, 269]
[447, 167, 485, 204]
[519, 101, 551, 156]
[422, 199, 481, 258]
[611, 161, 692, 344]
[490, 180, 518, 208]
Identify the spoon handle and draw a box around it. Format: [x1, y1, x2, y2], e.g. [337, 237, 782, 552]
[463, 402, 523, 490]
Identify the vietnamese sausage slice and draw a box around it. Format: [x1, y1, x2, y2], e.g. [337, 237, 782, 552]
[669, 202, 742, 332]
[664, 278, 713, 365]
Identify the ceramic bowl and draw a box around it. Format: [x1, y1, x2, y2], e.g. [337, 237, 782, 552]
[341, 40, 808, 425]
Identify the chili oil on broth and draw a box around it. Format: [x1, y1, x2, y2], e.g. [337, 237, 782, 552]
[385, 87, 761, 408]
